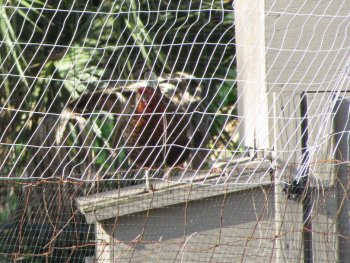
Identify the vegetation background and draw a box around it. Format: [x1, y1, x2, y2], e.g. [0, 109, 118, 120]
[0, 0, 235, 261]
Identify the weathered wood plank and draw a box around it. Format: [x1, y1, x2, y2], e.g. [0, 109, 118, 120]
[103, 185, 276, 262]
[334, 97, 350, 261]
[76, 160, 271, 224]
[297, 93, 337, 261]
[273, 93, 304, 263]
[310, 188, 338, 263]
[95, 222, 112, 263]
[83, 181, 272, 224]
[272, 92, 339, 262]
[306, 93, 335, 187]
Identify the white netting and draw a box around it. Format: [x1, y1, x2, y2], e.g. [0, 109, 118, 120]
[0, 0, 242, 184]
[0, 0, 350, 262]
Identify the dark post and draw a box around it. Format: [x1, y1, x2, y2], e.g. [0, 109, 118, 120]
[300, 93, 313, 263]
[334, 98, 350, 262]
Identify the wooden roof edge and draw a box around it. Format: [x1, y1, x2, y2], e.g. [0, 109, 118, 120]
[85, 181, 273, 224]
[76, 159, 272, 221]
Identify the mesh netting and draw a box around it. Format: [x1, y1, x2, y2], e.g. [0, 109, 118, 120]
[0, 0, 349, 262]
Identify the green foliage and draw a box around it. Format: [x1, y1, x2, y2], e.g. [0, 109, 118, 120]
[0, 0, 236, 174]
[0, 0, 236, 175]
[0, 189, 17, 222]
[0, 0, 237, 260]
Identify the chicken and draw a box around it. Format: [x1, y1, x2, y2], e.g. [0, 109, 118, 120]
[124, 85, 191, 169]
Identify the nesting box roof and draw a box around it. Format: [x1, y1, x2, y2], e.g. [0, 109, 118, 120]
[76, 158, 271, 224]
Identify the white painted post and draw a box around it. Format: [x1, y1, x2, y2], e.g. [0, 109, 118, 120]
[235, 0, 349, 261]
[235, 0, 270, 156]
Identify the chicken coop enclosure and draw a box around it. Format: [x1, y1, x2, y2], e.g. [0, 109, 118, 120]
[0, 0, 350, 262]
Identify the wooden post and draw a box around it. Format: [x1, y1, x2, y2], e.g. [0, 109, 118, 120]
[235, 0, 269, 155]
[235, 0, 349, 261]
[95, 222, 112, 262]
[334, 97, 350, 261]
[273, 93, 304, 262]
